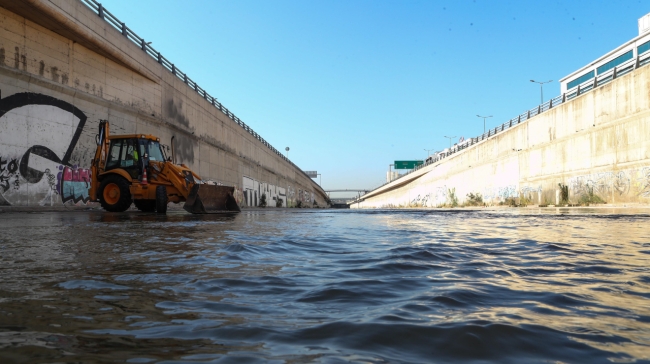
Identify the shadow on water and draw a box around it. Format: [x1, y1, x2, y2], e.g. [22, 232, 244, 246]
[1, 209, 650, 363]
[92, 210, 239, 223]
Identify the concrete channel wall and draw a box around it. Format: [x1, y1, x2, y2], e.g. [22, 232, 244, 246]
[354, 61, 650, 208]
[0, 0, 327, 208]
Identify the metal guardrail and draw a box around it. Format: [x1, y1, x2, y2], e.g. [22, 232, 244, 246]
[371, 48, 650, 195]
[80, 0, 319, 184]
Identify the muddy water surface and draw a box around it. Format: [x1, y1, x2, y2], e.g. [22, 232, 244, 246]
[1, 209, 650, 363]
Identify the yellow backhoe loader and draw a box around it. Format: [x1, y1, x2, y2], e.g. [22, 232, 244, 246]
[88, 120, 240, 214]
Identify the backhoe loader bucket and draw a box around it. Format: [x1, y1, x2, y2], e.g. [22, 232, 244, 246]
[183, 184, 241, 214]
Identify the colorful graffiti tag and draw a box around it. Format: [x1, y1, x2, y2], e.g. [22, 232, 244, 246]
[57, 165, 91, 204]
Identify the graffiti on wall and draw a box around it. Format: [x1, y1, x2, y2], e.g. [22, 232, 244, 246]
[57, 165, 91, 204]
[242, 176, 290, 207]
[0, 156, 19, 193]
[613, 172, 631, 196]
[233, 186, 244, 206]
[567, 169, 650, 200]
[287, 186, 295, 206]
[0, 93, 89, 206]
[242, 176, 259, 207]
[520, 185, 542, 203]
[482, 185, 518, 201]
[569, 172, 613, 197]
[638, 168, 650, 197]
[410, 193, 431, 207]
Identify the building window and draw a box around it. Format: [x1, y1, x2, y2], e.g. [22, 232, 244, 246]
[638, 40, 650, 56]
[596, 50, 633, 74]
[567, 70, 595, 90]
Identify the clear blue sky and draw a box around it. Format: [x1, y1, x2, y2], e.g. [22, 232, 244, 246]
[102, 0, 648, 196]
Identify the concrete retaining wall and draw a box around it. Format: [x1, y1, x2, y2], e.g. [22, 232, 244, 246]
[354, 60, 650, 208]
[0, 0, 326, 208]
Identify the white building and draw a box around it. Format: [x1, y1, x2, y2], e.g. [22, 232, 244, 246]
[386, 171, 403, 183]
[560, 12, 650, 94]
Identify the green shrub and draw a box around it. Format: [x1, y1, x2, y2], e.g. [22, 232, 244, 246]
[465, 192, 483, 206]
[579, 186, 606, 205]
[558, 183, 569, 204]
[447, 188, 458, 207]
[259, 193, 267, 207]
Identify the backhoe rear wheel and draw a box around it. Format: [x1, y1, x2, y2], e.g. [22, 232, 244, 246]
[156, 185, 168, 214]
[99, 175, 132, 212]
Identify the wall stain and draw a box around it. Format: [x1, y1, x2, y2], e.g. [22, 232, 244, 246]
[0, 48, 5, 65]
[165, 99, 190, 128]
[61, 73, 68, 85]
[14, 47, 19, 68]
[50, 67, 59, 83]
[39, 60, 45, 76]
[202, 133, 235, 155]
[173, 134, 195, 164]
[20, 54, 26, 70]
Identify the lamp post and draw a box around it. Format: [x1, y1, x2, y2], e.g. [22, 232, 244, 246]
[530, 79, 552, 104]
[388, 163, 394, 182]
[285, 147, 290, 158]
[444, 136, 456, 149]
[317, 173, 321, 186]
[476, 115, 492, 134]
[424, 148, 435, 157]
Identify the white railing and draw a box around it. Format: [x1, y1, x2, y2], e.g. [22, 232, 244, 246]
[365, 48, 650, 196]
[81, 0, 319, 184]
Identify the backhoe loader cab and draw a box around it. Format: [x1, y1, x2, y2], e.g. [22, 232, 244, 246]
[89, 120, 240, 214]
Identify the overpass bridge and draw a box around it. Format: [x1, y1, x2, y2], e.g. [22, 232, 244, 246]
[324, 190, 372, 208]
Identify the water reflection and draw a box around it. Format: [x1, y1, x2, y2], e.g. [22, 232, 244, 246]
[0, 209, 649, 363]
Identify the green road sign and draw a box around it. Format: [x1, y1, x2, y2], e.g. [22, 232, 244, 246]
[394, 160, 423, 169]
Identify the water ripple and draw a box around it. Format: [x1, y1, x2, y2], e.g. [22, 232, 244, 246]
[1, 209, 650, 363]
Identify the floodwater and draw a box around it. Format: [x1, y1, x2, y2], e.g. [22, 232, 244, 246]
[1, 208, 650, 363]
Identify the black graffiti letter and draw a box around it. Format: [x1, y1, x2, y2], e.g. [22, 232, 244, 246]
[7, 159, 17, 174]
[0, 175, 9, 192]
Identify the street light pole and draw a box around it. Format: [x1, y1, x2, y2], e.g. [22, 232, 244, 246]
[444, 136, 457, 149]
[476, 115, 492, 134]
[424, 148, 435, 158]
[285, 147, 290, 158]
[317, 173, 321, 186]
[530, 79, 553, 104]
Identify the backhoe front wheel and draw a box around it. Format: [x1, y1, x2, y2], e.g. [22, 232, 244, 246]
[156, 185, 168, 214]
[99, 175, 132, 212]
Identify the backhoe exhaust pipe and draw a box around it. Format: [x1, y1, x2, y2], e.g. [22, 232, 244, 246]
[171, 136, 176, 164]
